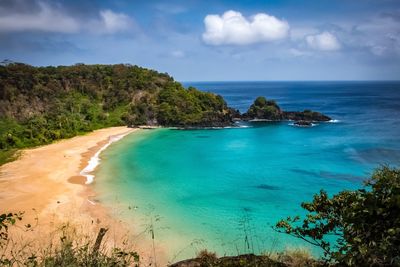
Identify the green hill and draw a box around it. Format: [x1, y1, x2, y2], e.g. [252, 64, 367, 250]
[0, 63, 234, 163]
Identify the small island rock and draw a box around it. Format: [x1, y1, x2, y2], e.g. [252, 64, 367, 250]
[241, 96, 331, 122]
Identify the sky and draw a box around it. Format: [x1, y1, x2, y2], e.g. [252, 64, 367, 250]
[0, 0, 399, 81]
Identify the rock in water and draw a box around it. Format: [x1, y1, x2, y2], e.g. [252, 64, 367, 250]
[242, 96, 331, 122]
[294, 120, 313, 127]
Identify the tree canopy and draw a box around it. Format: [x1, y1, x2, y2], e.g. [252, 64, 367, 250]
[0, 63, 233, 163]
[244, 96, 282, 120]
[275, 166, 400, 266]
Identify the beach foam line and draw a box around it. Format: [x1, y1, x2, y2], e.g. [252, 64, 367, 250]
[224, 125, 251, 129]
[80, 131, 132, 185]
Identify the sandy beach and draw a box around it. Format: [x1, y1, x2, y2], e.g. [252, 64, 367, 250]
[0, 126, 168, 265]
[0, 126, 135, 216]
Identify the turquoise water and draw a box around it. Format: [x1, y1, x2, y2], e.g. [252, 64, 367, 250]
[95, 82, 400, 261]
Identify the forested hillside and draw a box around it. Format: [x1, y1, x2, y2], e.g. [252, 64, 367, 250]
[0, 63, 234, 163]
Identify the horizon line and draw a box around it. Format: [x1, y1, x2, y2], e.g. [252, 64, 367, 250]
[181, 80, 400, 83]
[3, 61, 399, 83]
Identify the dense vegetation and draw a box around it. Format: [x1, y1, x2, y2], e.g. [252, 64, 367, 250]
[275, 166, 400, 266]
[0, 63, 234, 164]
[243, 96, 282, 120]
[0, 64, 332, 165]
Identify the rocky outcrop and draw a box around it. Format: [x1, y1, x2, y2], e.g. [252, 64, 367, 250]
[170, 252, 323, 267]
[242, 97, 283, 121]
[284, 110, 331, 122]
[170, 253, 286, 267]
[241, 96, 331, 123]
[294, 120, 313, 127]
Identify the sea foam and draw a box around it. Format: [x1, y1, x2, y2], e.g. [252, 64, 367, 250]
[80, 133, 129, 184]
[288, 122, 317, 127]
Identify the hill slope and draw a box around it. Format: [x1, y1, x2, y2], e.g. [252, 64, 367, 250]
[0, 63, 234, 163]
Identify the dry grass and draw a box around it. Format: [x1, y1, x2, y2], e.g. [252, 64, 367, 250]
[1, 212, 323, 267]
[0, 216, 140, 267]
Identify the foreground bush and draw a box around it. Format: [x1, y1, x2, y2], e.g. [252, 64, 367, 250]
[275, 166, 400, 266]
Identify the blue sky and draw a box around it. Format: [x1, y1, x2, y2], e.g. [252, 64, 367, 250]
[0, 0, 399, 81]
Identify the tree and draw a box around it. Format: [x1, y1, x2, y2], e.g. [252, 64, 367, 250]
[245, 96, 282, 120]
[274, 166, 400, 266]
[1, 63, 236, 163]
[254, 96, 267, 107]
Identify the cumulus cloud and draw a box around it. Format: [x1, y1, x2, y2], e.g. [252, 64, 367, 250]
[290, 27, 318, 41]
[306, 32, 341, 51]
[0, 2, 132, 34]
[202, 10, 289, 45]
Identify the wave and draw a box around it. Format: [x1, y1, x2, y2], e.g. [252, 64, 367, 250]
[233, 121, 252, 128]
[174, 124, 252, 130]
[224, 125, 252, 129]
[288, 122, 317, 127]
[328, 119, 341, 123]
[80, 133, 130, 185]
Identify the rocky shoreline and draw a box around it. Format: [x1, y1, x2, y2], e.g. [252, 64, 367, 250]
[239, 96, 331, 122]
[170, 96, 332, 129]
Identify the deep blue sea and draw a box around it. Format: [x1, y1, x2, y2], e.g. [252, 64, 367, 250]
[95, 81, 400, 261]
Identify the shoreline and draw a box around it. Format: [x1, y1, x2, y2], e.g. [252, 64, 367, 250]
[0, 126, 136, 215]
[0, 127, 164, 262]
[68, 130, 135, 185]
[1, 126, 169, 265]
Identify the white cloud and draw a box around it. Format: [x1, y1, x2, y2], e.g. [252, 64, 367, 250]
[0, 2, 132, 35]
[290, 27, 318, 41]
[98, 10, 132, 34]
[202, 10, 289, 45]
[0, 2, 79, 33]
[306, 32, 341, 51]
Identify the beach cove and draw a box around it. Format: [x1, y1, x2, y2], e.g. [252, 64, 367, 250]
[92, 81, 400, 263]
[0, 126, 171, 265]
[0, 82, 399, 266]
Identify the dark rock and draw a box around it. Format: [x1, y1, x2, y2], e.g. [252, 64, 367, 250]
[294, 120, 313, 126]
[169, 254, 287, 267]
[242, 96, 283, 121]
[284, 110, 331, 122]
[241, 96, 331, 123]
[145, 96, 331, 129]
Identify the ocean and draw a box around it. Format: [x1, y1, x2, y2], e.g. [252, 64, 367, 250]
[94, 81, 400, 261]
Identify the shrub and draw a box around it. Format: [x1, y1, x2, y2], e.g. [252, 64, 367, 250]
[275, 166, 400, 266]
[0, 213, 140, 267]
